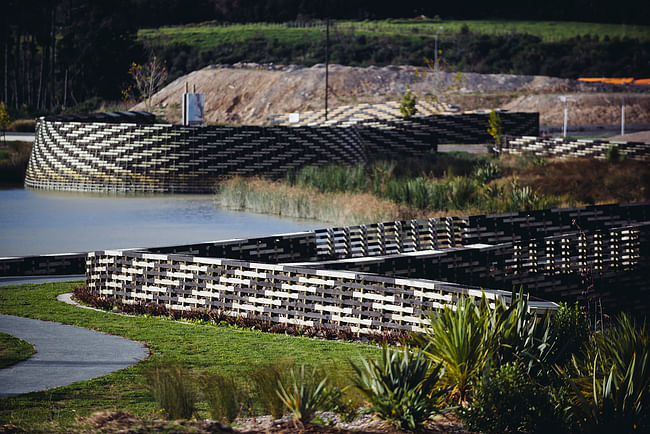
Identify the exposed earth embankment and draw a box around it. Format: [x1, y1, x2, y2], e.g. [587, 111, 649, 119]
[137, 63, 650, 127]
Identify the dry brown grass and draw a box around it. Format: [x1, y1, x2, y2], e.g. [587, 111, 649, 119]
[517, 158, 650, 205]
[216, 177, 403, 225]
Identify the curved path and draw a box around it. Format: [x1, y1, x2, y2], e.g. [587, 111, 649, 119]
[0, 314, 148, 397]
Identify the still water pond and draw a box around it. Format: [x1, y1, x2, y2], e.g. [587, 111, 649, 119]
[0, 188, 324, 257]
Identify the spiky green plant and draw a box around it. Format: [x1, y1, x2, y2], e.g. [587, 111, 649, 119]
[352, 345, 447, 431]
[561, 314, 649, 432]
[417, 296, 493, 405]
[276, 365, 330, 426]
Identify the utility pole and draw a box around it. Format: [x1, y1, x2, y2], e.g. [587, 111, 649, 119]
[560, 96, 569, 137]
[621, 95, 625, 136]
[325, 18, 329, 121]
[434, 26, 443, 75]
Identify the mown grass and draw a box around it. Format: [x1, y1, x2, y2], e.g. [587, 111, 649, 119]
[0, 332, 35, 369]
[0, 282, 379, 431]
[138, 19, 650, 46]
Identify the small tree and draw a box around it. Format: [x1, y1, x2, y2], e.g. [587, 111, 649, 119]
[0, 102, 11, 144]
[399, 87, 417, 118]
[125, 54, 168, 112]
[487, 110, 503, 147]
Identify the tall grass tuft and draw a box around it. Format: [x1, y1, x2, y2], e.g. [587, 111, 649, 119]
[200, 372, 246, 424]
[249, 359, 294, 419]
[145, 364, 197, 420]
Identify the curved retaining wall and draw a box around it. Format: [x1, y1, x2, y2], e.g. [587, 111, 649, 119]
[25, 120, 366, 193]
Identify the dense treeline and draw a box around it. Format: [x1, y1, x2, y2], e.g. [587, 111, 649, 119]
[1, 0, 648, 117]
[2, 0, 140, 116]
[107, 0, 650, 27]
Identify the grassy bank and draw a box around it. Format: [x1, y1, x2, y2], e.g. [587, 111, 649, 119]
[139, 20, 650, 46]
[0, 332, 35, 369]
[0, 140, 32, 185]
[139, 19, 650, 81]
[0, 282, 378, 431]
[216, 153, 650, 225]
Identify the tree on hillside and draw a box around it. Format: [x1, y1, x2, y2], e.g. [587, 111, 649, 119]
[124, 54, 168, 112]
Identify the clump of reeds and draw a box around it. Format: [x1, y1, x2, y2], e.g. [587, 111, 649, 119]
[215, 177, 401, 225]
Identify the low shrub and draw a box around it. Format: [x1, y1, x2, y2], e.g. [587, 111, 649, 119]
[74, 286, 408, 345]
[352, 345, 447, 431]
[7, 119, 36, 133]
[458, 363, 560, 434]
[145, 364, 197, 420]
[548, 302, 591, 367]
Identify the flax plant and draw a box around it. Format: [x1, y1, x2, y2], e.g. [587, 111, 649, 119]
[416, 296, 493, 405]
[352, 345, 447, 431]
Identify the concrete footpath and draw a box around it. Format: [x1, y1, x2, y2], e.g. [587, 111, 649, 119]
[0, 314, 148, 397]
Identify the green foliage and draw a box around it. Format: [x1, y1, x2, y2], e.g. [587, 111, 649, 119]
[448, 176, 480, 210]
[562, 314, 649, 433]
[458, 363, 560, 434]
[352, 345, 447, 431]
[249, 359, 295, 419]
[200, 372, 246, 424]
[606, 144, 622, 162]
[320, 386, 359, 423]
[145, 364, 197, 420]
[549, 303, 591, 367]
[472, 161, 501, 184]
[0, 141, 33, 184]
[416, 296, 493, 405]
[487, 110, 503, 146]
[0, 102, 11, 135]
[399, 88, 417, 118]
[276, 365, 330, 426]
[0, 332, 35, 369]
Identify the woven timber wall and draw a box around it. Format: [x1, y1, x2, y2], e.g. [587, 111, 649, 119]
[301, 223, 650, 317]
[86, 250, 555, 335]
[498, 136, 650, 161]
[268, 100, 460, 126]
[79, 203, 649, 326]
[25, 119, 366, 193]
[271, 104, 538, 145]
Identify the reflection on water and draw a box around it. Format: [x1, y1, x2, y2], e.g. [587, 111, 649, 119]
[0, 188, 323, 257]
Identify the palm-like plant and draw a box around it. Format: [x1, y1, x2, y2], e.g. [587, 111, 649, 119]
[416, 296, 493, 405]
[352, 345, 447, 431]
[276, 365, 330, 426]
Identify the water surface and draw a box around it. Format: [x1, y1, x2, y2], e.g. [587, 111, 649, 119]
[0, 188, 323, 257]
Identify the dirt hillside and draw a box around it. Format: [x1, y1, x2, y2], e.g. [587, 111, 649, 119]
[136, 63, 650, 127]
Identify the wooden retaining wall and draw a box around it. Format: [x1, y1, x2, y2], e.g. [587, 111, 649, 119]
[298, 223, 650, 316]
[86, 250, 556, 335]
[498, 136, 650, 161]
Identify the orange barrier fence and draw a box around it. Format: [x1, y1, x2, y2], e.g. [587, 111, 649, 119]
[578, 77, 649, 85]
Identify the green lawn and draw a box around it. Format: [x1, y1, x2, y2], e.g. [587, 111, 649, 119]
[0, 282, 379, 431]
[137, 19, 650, 48]
[0, 332, 35, 369]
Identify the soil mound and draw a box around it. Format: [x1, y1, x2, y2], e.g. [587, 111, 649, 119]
[136, 63, 650, 127]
